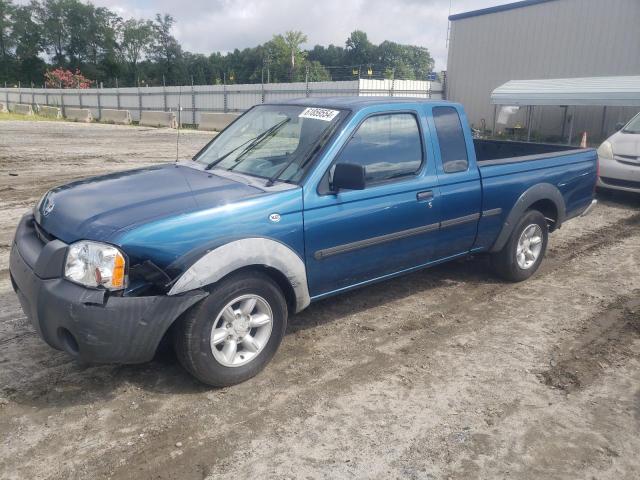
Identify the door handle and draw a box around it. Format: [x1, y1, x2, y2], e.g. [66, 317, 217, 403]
[417, 190, 434, 201]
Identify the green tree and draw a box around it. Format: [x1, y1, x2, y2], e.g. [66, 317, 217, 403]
[0, 4, 437, 88]
[148, 13, 183, 84]
[266, 31, 307, 82]
[12, 4, 45, 84]
[307, 43, 346, 67]
[119, 18, 152, 82]
[283, 30, 307, 77]
[0, 0, 14, 63]
[377, 40, 434, 80]
[305, 60, 331, 81]
[345, 30, 374, 66]
[34, 0, 68, 65]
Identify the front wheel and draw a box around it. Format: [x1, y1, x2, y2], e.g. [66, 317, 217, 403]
[491, 209, 549, 282]
[173, 271, 288, 386]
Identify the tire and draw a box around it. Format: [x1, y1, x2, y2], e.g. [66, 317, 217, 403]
[173, 270, 288, 386]
[491, 209, 549, 282]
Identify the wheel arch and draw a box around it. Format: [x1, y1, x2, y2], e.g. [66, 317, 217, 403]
[490, 183, 566, 253]
[167, 237, 310, 313]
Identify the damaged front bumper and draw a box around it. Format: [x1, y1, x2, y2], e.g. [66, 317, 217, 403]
[9, 214, 206, 364]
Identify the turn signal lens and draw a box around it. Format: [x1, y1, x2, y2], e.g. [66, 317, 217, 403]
[111, 251, 126, 289]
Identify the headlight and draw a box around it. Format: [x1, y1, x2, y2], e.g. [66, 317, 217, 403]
[65, 241, 127, 290]
[596, 141, 613, 160]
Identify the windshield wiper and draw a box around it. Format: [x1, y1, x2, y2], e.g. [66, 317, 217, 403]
[204, 117, 290, 170]
[228, 118, 291, 172]
[264, 120, 339, 187]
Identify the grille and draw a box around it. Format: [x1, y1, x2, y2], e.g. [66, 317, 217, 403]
[615, 154, 640, 166]
[600, 177, 640, 189]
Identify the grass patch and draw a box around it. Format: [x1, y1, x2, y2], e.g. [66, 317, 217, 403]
[0, 111, 65, 122]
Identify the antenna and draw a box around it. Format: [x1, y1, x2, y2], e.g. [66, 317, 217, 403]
[176, 85, 181, 162]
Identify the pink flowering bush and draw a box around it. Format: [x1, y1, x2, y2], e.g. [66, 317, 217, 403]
[45, 68, 93, 89]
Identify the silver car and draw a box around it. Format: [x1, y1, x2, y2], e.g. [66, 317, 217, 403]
[597, 112, 640, 193]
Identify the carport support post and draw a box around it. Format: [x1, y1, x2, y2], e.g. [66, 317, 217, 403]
[600, 106, 608, 139]
[526, 105, 534, 142]
[567, 106, 575, 145]
[492, 104, 497, 136]
[560, 106, 568, 140]
[137, 85, 142, 120]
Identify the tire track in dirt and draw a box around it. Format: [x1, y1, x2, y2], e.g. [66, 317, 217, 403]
[539, 293, 640, 392]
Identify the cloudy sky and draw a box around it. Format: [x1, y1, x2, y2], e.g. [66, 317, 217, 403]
[88, 0, 509, 70]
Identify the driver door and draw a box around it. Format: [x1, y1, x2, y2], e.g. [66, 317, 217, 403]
[303, 109, 442, 298]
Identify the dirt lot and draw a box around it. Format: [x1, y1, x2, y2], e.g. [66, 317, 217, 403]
[1, 119, 639, 480]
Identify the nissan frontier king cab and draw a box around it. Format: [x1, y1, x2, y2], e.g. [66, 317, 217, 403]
[10, 98, 598, 386]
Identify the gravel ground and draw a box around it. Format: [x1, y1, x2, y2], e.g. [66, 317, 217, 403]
[1, 120, 639, 480]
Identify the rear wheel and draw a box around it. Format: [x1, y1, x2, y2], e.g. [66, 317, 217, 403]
[491, 210, 548, 282]
[173, 271, 287, 386]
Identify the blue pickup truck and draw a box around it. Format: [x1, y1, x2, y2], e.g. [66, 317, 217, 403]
[10, 98, 597, 386]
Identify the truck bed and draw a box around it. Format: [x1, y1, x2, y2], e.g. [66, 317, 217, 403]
[471, 139, 598, 252]
[474, 139, 579, 165]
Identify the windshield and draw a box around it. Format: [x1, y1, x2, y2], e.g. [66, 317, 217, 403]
[194, 105, 347, 183]
[622, 113, 640, 134]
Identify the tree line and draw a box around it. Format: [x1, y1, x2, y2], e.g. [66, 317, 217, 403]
[0, 0, 435, 88]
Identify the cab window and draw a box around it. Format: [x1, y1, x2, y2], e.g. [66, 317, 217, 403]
[334, 113, 423, 185]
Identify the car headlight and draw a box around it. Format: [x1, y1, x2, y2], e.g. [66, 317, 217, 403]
[64, 241, 127, 290]
[596, 140, 613, 160]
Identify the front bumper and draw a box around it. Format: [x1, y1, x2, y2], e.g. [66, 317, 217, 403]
[598, 155, 640, 193]
[9, 214, 206, 364]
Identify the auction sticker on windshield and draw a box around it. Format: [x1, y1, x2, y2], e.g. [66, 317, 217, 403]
[299, 107, 340, 122]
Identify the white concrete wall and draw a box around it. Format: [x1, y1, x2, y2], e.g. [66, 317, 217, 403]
[0, 80, 444, 125]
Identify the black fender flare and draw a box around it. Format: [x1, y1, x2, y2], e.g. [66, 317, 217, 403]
[490, 183, 566, 253]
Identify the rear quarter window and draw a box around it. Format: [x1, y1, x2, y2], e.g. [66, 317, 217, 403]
[433, 106, 469, 174]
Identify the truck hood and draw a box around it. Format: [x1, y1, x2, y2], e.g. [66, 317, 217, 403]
[610, 131, 640, 156]
[35, 163, 264, 243]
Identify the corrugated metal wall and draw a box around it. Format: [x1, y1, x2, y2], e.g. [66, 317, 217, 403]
[446, 0, 640, 140]
[0, 79, 442, 124]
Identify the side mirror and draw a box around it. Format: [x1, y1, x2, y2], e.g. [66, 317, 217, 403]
[615, 122, 625, 131]
[332, 163, 366, 191]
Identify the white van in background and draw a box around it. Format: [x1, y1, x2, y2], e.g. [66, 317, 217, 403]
[597, 113, 640, 194]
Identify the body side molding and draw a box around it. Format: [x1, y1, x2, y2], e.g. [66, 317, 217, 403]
[482, 208, 502, 217]
[168, 237, 310, 312]
[440, 213, 481, 229]
[314, 222, 440, 260]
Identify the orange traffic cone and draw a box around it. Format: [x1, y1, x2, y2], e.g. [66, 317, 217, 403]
[580, 131, 587, 148]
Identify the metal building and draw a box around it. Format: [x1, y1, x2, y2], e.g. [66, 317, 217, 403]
[446, 0, 640, 141]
